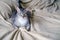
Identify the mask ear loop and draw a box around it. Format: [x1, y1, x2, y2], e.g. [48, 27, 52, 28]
[15, 7, 22, 15]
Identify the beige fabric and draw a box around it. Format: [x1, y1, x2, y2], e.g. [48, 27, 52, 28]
[0, 0, 60, 40]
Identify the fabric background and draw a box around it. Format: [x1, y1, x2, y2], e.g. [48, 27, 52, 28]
[0, 0, 60, 40]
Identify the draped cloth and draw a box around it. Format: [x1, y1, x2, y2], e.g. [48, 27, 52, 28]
[0, 0, 60, 40]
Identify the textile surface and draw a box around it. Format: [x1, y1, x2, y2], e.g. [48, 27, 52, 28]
[0, 0, 60, 40]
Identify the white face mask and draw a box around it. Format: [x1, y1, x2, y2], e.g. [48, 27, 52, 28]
[12, 7, 30, 30]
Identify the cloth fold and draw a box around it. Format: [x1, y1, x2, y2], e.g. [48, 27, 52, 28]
[0, 0, 60, 40]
